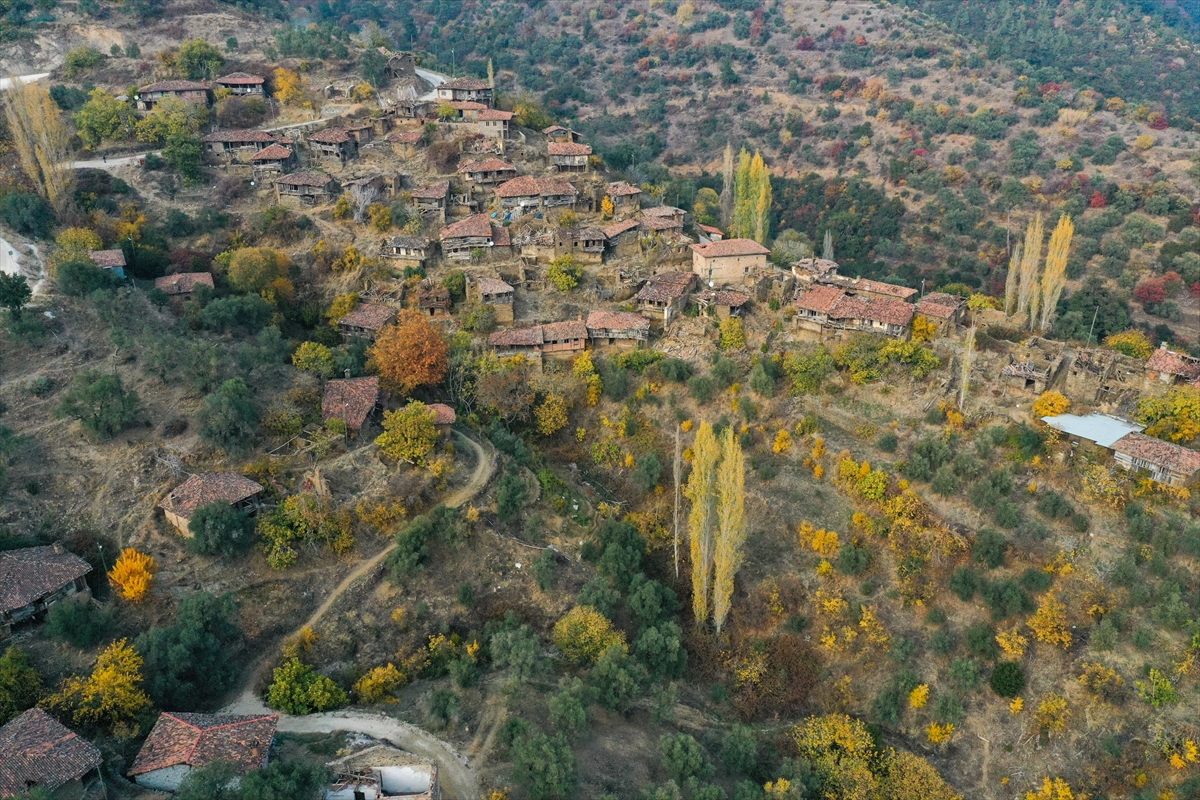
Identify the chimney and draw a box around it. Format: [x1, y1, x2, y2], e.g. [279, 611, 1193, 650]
[345, 369, 352, 379]
[52, 541, 63, 554]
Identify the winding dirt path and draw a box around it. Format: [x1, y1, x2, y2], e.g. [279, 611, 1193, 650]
[222, 429, 496, 799]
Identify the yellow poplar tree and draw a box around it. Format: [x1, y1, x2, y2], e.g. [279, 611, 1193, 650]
[108, 549, 157, 603]
[713, 427, 746, 636]
[1038, 214, 1074, 332]
[1004, 239, 1022, 316]
[3, 78, 72, 213]
[1016, 214, 1044, 322]
[685, 421, 720, 626]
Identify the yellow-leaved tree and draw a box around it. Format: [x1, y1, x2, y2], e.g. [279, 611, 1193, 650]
[3, 78, 72, 213]
[1028, 592, 1072, 649]
[44, 639, 152, 736]
[108, 548, 157, 603]
[375, 402, 440, 465]
[713, 426, 746, 636]
[353, 663, 407, 704]
[1032, 391, 1070, 418]
[1038, 214, 1074, 332]
[1137, 386, 1200, 443]
[535, 393, 569, 436]
[685, 421, 720, 626]
[1103, 329, 1153, 359]
[51, 227, 103, 272]
[1025, 777, 1082, 800]
[552, 605, 626, 664]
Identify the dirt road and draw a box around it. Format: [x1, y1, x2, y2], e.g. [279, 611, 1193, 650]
[222, 429, 496, 799]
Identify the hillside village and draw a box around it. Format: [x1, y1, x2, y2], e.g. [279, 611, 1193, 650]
[10, 2, 1200, 800]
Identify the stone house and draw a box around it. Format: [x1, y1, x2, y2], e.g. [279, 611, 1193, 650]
[202, 129, 279, 158]
[792, 285, 846, 335]
[0, 709, 103, 797]
[154, 272, 214, 299]
[387, 129, 424, 157]
[0, 544, 92, 636]
[339, 303, 398, 340]
[488, 320, 587, 360]
[690, 238, 771, 286]
[826, 293, 914, 339]
[89, 248, 127, 278]
[343, 173, 397, 200]
[639, 212, 686, 242]
[308, 128, 358, 162]
[606, 181, 642, 211]
[275, 172, 339, 206]
[129, 713, 279, 792]
[603, 219, 641, 257]
[326, 744, 440, 800]
[411, 181, 451, 216]
[427, 403, 457, 431]
[1111, 432, 1200, 487]
[548, 141, 592, 172]
[543, 124, 582, 143]
[476, 109, 514, 138]
[250, 143, 296, 173]
[1001, 338, 1066, 394]
[1144, 343, 1200, 386]
[417, 282, 453, 317]
[440, 214, 512, 260]
[214, 72, 265, 95]
[458, 158, 517, 186]
[344, 121, 374, 144]
[435, 76, 494, 106]
[555, 226, 607, 264]
[160, 473, 264, 537]
[1063, 347, 1145, 406]
[495, 176, 579, 211]
[696, 288, 750, 319]
[322, 376, 386, 435]
[586, 310, 650, 349]
[381, 235, 432, 268]
[136, 80, 208, 110]
[636, 271, 697, 324]
[791, 258, 919, 305]
[467, 276, 515, 324]
[915, 292, 968, 331]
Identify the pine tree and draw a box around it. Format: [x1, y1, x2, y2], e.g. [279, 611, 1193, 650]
[685, 421, 720, 626]
[713, 427, 746, 636]
[1039, 215, 1074, 332]
[1016, 214, 1044, 324]
[4, 79, 72, 213]
[719, 142, 735, 228]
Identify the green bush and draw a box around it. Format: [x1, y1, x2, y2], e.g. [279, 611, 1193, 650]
[137, 592, 242, 710]
[187, 501, 255, 557]
[688, 375, 716, 404]
[266, 657, 348, 714]
[660, 733, 714, 784]
[659, 358, 694, 382]
[972, 529, 1008, 569]
[45, 597, 112, 649]
[949, 566, 980, 601]
[989, 661, 1026, 698]
[0, 647, 42, 726]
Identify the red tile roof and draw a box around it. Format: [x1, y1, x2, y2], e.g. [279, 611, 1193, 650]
[339, 303, 398, 331]
[495, 175, 577, 198]
[640, 216, 684, 232]
[0, 709, 102, 795]
[794, 285, 846, 314]
[251, 143, 294, 161]
[387, 130, 424, 145]
[543, 125, 569, 134]
[474, 276, 513, 295]
[548, 142, 592, 156]
[698, 289, 750, 307]
[491, 225, 512, 247]
[916, 293, 964, 320]
[642, 205, 685, 218]
[89, 249, 126, 269]
[140, 80, 207, 93]
[1113, 433, 1200, 475]
[698, 224, 723, 236]
[458, 158, 516, 174]
[691, 238, 771, 258]
[154, 272, 214, 295]
[322, 377, 382, 431]
[202, 129, 277, 143]
[603, 219, 640, 238]
[637, 271, 696, 303]
[829, 294, 915, 327]
[426, 403, 457, 425]
[216, 72, 265, 85]
[308, 127, 351, 144]
[441, 214, 494, 240]
[448, 100, 487, 111]
[160, 473, 264, 520]
[489, 326, 543, 347]
[410, 181, 450, 199]
[0, 545, 92, 615]
[586, 310, 651, 333]
[542, 320, 588, 342]
[840, 276, 918, 300]
[607, 182, 642, 197]
[276, 171, 335, 187]
[1146, 344, 1200, 379]
[441, 77, 491, 90]
[477, 109, 514, 121]
[129, 713, 279, 777]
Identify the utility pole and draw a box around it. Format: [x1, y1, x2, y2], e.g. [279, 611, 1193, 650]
[1086, 306, 1099, 347]
[673, 424, 682, 579]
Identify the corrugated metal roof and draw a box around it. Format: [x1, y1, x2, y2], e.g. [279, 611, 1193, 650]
[1040, 413, 1144, 448]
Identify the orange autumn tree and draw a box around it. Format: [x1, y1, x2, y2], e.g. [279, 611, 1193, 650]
[108, 548, 157, 603]
[368, 309, 449, 396]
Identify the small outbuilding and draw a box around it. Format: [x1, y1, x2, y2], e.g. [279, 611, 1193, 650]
[0, 708, 104, 797]
[0, 543, 92, 635]
[160, 473, 264, 537]
[129, 712, 279, 792]
[322, 376, 385, 435]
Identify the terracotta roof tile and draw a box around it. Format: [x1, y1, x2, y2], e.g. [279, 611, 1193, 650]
[89, 249, 126, 269]
[160, 473, 264, 521]
[697, 289, 750, 307]
[276, 171, 335, 187]
[202, 129, 277, 143]
[637, 271, 696, 303]
[542, 320, 588, 342]
[489, 326, 543, 347]
[458, 158, 516, 174]
[308, 127, 352, 144]
[339, 303, 398, 331]
[495, 175, 577, 198]
[838, 276, 918, 300]
[447, 100, 487, 111]
[543, 125, 569, 134]
[639, 216, 684, 232]
[410, 181, 450, 199]
[441, 214, 494, 240]
[477, 109, 513, 121]
[426, 403, 456, 425]
[641, 205, 685, 218]
[1146, 344, 1200, 379]
[129, 713, 279, 777]
[829, 294, 915, 327]
[441, 77, 491, 90]
[547, 142, 592, 156]
[216, 72, 265, 85]
[251, 144, 294, 161]
[690, 238, 771, 258]
[474, 276, 513, 295]
[1113, 433, 1200, 475]
[491, 225, 512, 247]
[607, 182, 642, 197]
[140, 80, 207, 93]
[0, 709, 102, 795]
[916, 293, 963, 320]
[154, 272, 214, 295]
[794, 285, 845, 314]
[322, 377, 382, 431]
[0, 546, 92, 615]
[603, 219, 640, 238]
[586, 310, 651, 333]
[698, 224, 723, 235]
[387, 130, 424, 144]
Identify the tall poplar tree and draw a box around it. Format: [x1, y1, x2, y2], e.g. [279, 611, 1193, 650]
[719, 142, 735, 228]
[1039, 215, 1074, 332]
[713, 427, 746, 636]
[732, 148, 753, 239]
[4, 78, 72, 213]
[685, 421, 720, 626]
[751, 151, 772, 244]
[1016, 213, 1044, 323]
